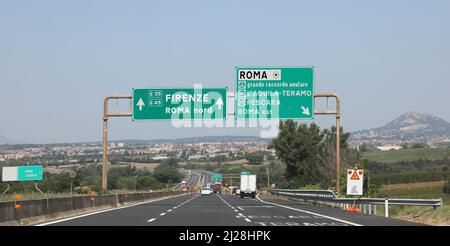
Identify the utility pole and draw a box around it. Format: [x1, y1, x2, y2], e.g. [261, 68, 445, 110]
[102, 95, 132, 192]
[314, 93, 341, 196]
[134, 175, 138, 192]
[266, 167, 270, 190]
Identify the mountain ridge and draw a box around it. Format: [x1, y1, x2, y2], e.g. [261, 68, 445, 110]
[350, 112, 450, 145]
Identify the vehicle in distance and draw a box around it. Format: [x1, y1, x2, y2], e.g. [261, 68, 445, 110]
[235, 188, 241, 195]
[181, 181, 187, 184]
[214, 181, 222, 194]
[240, 173, 256, 199]
[201, 187, 212, 195]
[230, 186, 238, 194]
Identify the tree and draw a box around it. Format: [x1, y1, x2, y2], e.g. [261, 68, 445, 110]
[152, 165, 182, 183]
[444, 180, 450, 194]
[319, 126, 360, 188]
[245, 152, 264, 165]
[268, 120, 324, 187]
[266, 155, 275, 161]
[269, 120, 358, 189]
[213, 155, 227, 163]
[360, 143, 368, 152]
[137, 175, 159, 190]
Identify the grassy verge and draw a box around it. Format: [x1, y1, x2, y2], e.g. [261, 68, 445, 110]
[379, 182, 450, 225]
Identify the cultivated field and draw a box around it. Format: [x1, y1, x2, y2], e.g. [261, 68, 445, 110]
[362, 148, 450, 163]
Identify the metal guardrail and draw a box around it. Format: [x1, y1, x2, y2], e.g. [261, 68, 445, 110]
[271, 189, 443, 208]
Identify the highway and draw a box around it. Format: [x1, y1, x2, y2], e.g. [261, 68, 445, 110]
[35, 170, 421, 226]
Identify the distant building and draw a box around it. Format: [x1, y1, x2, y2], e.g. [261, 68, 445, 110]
[376, 145, 402, 151]
[153, 155, 169, 160]
[187, 154, 207, 160]
[349, 144, 360, 151]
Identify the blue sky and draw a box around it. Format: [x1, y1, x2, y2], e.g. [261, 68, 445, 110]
[1, 0, 449, 143]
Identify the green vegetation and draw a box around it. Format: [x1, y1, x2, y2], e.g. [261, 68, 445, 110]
[380, 183, 450, 224]
[371, 171, 450, 186]
[152, 164, 182, 183]
[268, 120, 359, 189]
[362, 148, 450, 163]
[0, 163, 182, 195]
[444, 180, 450, 195]
[244, 152, 264, 165]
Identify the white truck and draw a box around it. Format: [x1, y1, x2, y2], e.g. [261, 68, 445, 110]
[240, 173, 256, 199]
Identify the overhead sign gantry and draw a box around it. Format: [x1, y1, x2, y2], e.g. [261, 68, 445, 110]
[235, 67, 314, 119]
[132, 88, 227, 120]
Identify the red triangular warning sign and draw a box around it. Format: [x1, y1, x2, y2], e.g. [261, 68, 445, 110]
[350, 171, 360, 180]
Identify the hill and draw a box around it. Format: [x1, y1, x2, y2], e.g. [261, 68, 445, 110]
[350, 112, 450, 145]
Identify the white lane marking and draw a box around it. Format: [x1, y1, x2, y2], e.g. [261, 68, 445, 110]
[256, 194, 362, 226]
[238, 205, 275, 208]
[215, 194, 252, 221]
[160, 213, 166, 216]
[147, 218, 156, 223]
[35, 193, 192, 226]
[237, 206, 244, 211]
[173, 207, 177, 209]
[167, 209, 172, 212]
[230, 207, 235, 210]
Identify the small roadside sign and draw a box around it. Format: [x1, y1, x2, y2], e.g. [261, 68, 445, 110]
[213, 173, 222, 181]
[346, 169, 364, 196]
[2, 166, 43, 181]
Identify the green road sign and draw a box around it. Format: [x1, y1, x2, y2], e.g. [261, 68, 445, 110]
[132, 88, 227, 120]
[235, 67, 314, 119]
[18, 166, 43, 181]
[2, 166, 43, 181]
[213, 173, 222, 181]
[240, 171, 251, 175]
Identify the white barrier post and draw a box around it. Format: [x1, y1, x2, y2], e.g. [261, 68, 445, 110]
[385, 196, 389, 218]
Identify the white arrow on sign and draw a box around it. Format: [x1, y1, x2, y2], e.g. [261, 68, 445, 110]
[301, 106, 310, 116]
[137, 98, 145, 111]
[215, 97, 224, 110]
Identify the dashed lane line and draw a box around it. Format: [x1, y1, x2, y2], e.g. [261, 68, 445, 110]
[216, 194, 253, 223]
[35, 193, 193, 226]
[256, 194, 362, 226]
[147, 194, 199, 223]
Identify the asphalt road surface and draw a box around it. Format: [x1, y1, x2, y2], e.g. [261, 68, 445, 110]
[37, 186, 421, 226]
